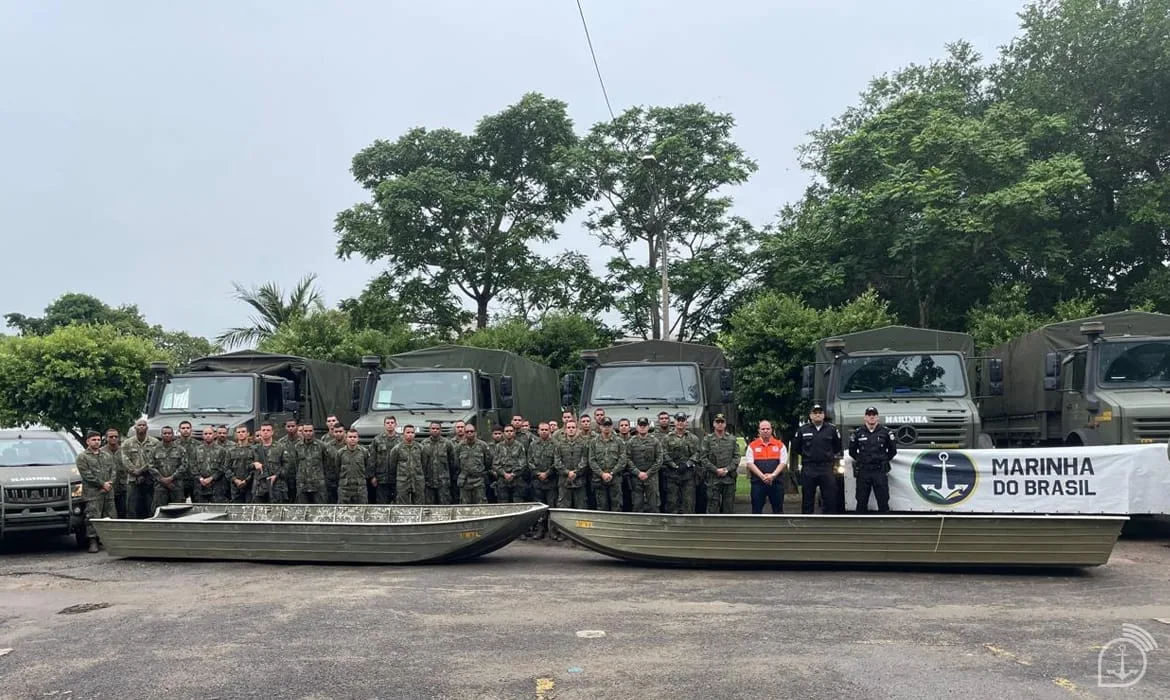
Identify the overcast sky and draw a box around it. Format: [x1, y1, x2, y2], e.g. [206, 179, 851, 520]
[0, 0, 1028, 341]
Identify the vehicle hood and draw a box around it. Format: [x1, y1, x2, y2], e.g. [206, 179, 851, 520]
[146, 413, 251, 438]
[835, 398, 974, 422]
[1097, 389, 1170, 414]
[583, 404, 702, 430]
[354, 411, 476, 439]
[0, 463, 78, 486]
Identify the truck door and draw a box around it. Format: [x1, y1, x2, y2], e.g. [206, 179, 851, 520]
[1062, 352, 1088, 441]
[477, 374, 494, 439]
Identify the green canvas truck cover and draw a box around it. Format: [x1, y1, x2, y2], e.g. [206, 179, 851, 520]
[814, 326, 976, 366]
[184, 351, 364, 427]
[593, 340, 735, 426]
[984, 311, 1170, 417]
[384, 345, 561, 423]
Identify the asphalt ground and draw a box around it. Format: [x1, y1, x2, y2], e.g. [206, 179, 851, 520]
[1, 525, 1169, 700]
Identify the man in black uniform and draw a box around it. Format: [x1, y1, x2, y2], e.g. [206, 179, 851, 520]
[848, 406, 897, 512]
[788, 403, 843, 514]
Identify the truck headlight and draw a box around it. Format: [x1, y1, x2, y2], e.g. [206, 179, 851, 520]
[835, 461, 845, 475]
[71, 482, 83, 498]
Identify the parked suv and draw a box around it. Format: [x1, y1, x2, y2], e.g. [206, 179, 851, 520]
[0, 429, 86, 547]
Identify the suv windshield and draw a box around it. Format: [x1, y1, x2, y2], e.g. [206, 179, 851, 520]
[838, 353, 967, 397]
[158, 376, 253, 413]
[1097, 340, 1170, 387]
[373, 371, 473, 410]
[589, 365, 701, 405]
[0, 437, 78, 466]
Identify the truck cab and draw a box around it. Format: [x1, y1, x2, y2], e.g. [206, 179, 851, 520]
[350, 356, 515, 443]
[144, 362, 299, 439]
[1045, 322, 1170, 445]
[802, 336, 997, 450]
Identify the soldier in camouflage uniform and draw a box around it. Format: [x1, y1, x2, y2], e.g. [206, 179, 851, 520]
[250, 423, 281, 503]
[192, 426, 222, 503]
[294, 423, 330, 504]
[121, 418, 158, 519]
[450, 421, 465, 503]
[371, 416, 400, 504]
[149, 426, 188, 510]
[627, 417, 663, 513]
[702, 413, 740, 514]
[662, 413, 701, 514]
[225, 425, 255, 503]
[102, 428, 127, 518]
[655, 412, 672, 513]
[324, 424, 347, 504]
[177, 421, 199, 501]
[390, 425, 426, 505]
[455, 427, 491, 504]
[421, 422, 455, 505]
[529, 422, 558, 537]
[276, 419, 300, 502]
[551, 411, 574, 442]
[337, 429, 371, 504]
[77, 431, 116, 552]
[589, 418, 627, 511]
[555, 421, 589, 509]
[492, 425, 529, 503]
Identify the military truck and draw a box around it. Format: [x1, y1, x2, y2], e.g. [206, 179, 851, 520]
[564, 340, 736, 434]
[351, 345, 561, 443]
[801, 326, 998, 451]
[143, 351, 364, 438]
[981, 311, 1170, 447]
[0, 428, 87, 547]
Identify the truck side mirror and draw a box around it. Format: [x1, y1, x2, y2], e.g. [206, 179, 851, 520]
[800, 365, 814, 399]
[718, 368, 734, 403]
[143, 385, 155, 416]
[500, 375, 514, 409]
[1042, 352, 1061, 391]
[987, 358, 1004, 395]
[350, 378, 362, 413]
[281, 379, 296, 402]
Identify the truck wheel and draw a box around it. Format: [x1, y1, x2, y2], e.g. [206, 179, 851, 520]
[74, 526, 88, 549]
[976, 433, 994, 449]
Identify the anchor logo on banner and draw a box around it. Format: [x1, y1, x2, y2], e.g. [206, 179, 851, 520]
[910, 451, 978, 506]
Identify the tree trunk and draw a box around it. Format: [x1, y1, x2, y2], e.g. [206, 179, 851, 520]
[476, 298, 490, 329]
[647, 235, 661, 339]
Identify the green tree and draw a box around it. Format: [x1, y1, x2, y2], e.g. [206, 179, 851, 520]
[258, 309, 416, 366]
[496, 251, 614, 323]
[0, 325, 162, 440]
[968, 282, 1099, 350]
[340, 274, 473, 342]
[336, 93, 588, 329]
[574, 103, 758, 340]
[721, 289, 895, 433]
[997, 0, 1170, 311]
[462, 312, 617, 377]
[216, 274, 325, 349]
[766, 43, 1089, 330]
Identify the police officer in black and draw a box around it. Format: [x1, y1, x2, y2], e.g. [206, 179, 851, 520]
[848, 406, 897, 513]
[788, 403, 843, 514]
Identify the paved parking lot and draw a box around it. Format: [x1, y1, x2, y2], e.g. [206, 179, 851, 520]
[1, 529, 1169, 699]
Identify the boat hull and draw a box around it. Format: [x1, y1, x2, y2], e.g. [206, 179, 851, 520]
[549, 509, 1126, 568]
[93, 503, 547, 565]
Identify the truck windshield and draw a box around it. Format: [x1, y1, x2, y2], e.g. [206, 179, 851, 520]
[589, 365, 701, 405]
[373, 371, 473, 410]
[1097, 340, 1170, 387]
[838, 354, 967, 397]
[0, 437, 78, 466]
[158, 376, 254, 413]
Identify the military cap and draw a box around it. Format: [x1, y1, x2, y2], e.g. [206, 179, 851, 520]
[674, 412, 688, 421]
[713, 413, 726, 422]
[600, 417, 613, 426]
[864, 406, 879, 415]
[636, 417, 650, 426]
[811, 403, 825, 412]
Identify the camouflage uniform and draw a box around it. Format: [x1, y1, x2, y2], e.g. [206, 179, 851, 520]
[371, 432, 401, 504]
[149, 442, 188, 510]
[177, 435, 199, 501]
[103, 443, 127, 518]
[390, 441, 426, 505]
[702, 431, 740, 514]
[627, 433, 663, 513]
[589, 434, 627, 511]
[324, 438, 345, 503]
[294, 439, 330, 504]
[455, 438, 491, 505]
[529, 437, 559, 509]
[662, 431, 701, 514]
[192, 441, 224, 503]
[121, 434, 158, 518]
[420, 436, 455, 505]
[250, 442, 283, 503]
[76, 448, 116, 539]
[336, 445, 372, 504]
[554, 437, 589, 509]
[274, 434, 299, 502]
[224, 441, 255, 503]
[492, 439, 529, 503]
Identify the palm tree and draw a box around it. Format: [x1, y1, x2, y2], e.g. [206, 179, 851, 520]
[216, 274, 325, 349]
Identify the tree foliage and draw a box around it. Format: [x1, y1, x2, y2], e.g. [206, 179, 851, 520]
[574, 104, 758, 340]
[0, 325, 162, 440]
[217, 274, 325, 349]
[258, 309, 415, 366]
[967, 283, 1099, 350]
[462, 312, 618, 377]
[721, 290, 896, 434]
[336, 93, 591, 328]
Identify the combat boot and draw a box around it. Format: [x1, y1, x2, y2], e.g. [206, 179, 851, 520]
[87, 538, 99, 553]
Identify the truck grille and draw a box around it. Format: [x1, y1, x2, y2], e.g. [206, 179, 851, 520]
[1133, 418, 1170, 443]
[4, 486, 68, 504]
[888, 416, 968, 448]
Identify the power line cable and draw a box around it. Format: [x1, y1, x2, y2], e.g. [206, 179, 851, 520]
[575, 0, 616, 121]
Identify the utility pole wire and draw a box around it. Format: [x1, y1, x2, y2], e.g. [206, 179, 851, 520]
[575, 0, 616, 121]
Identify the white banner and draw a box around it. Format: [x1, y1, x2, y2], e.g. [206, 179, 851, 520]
[843, 444, 1170, 514]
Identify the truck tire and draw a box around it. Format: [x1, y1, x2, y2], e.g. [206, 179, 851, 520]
[976, 433, 995, 449]
[74, 525, 88, 549]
